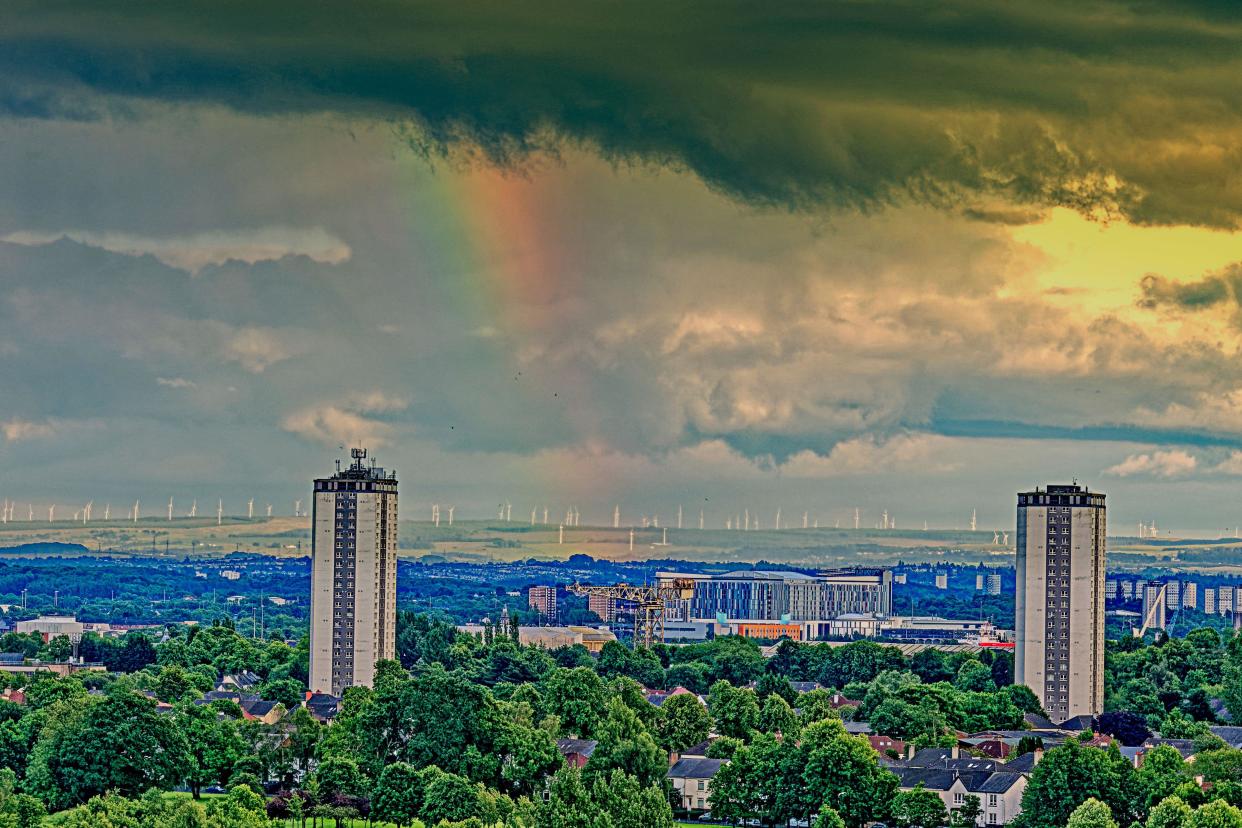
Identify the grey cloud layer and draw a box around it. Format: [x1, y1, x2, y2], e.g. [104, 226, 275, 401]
[8, 1, 1242, 226]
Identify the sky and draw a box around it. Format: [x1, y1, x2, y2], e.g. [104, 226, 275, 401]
[5, 1, 1242, 534]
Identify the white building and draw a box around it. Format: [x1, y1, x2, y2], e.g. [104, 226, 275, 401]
[308, 448, 398, 696]
[1015, 484, 1106, 722]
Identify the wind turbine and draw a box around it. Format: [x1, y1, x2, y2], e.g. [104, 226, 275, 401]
[558, 523, 564, 544]
[432, 504, 440, 527]
[530, 508, 536, 526]
[2, 499, 7, 525]
[699, 509, 704, 530]
[189, 500, 197, 518]
[970, 509, 977, 532]
[168, 497, 174, 521]
[217, 499, 223, 526]
[133, 500, 140, 523]
[613, 505, 620, 528]
[247, 498, 254, 520]
[104, 503, 111, 521]
[48, 505, 55, 523]
[803, 511, 809, 530]
[265, 504, 272, 518]
[447, 506, 454, 526]
[775, 507, 781, 531]
[677, 505, 683, 530]
[854, 507, 860, 530]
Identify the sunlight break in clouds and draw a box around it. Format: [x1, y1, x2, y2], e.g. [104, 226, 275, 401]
[281, 393, 410, 449]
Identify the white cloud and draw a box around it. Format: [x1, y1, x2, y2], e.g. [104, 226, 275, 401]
[156, 376, 196, 389]
[221, 326, 304, 374]
[781, 433, 964, 477]
[1, 226, 351, 273]
[1103, 450, 1198, 478]
[1211, 451, 1242, 475]
[281, 392, 410, 448]
[0, 419, 56, 442]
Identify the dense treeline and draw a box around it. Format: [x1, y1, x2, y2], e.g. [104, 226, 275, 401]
[1, 614, 1242, 826]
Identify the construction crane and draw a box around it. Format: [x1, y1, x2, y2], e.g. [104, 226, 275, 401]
[568, 578, 696, 649]
[1134, 582, 1168, 638]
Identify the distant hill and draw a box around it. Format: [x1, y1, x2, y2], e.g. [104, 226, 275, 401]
[0, 541, 90, 556]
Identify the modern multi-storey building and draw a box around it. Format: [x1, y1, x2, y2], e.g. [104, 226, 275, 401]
[1205, 588, 1217, 615]
[677, 568, 892, 622]
[986, 573, 1003, 596]
[528, 586, 558, 620]
[308, 448, 399, 696]
[1142, 584, 1168, 631]
[1182, 581, 1199, 610]
[1015, 483, 1106, 722]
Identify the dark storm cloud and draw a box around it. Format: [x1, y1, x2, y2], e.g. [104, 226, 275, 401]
[1140, 264, 1242, 311]
[8, 1, 1242, 226]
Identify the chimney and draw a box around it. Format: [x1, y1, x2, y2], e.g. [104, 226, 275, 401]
[906, 744, 916, 761]
[951, 745, 960, 760]
[1032, 748, 1044, 766]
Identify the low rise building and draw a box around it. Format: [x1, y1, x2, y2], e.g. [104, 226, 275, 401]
[667, 757, 725, 814]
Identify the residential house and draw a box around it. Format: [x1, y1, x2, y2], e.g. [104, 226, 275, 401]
[556, 738, 597, 769]
[890, 748, 1030, 825]
[667, 757, 725, 814]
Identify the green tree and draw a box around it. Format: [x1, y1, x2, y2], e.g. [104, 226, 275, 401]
[584, 698, 666, 788]
[893, 784, 949, 828]
[1014, 740, 1138, 828]
[709, 733, 791, 827]
[656, 693, 711, 752]
[420, 768, 479, 825]
[178, 703, 246, 797]
[372, 761, 423, 827]
[1148, 797, 1193, 828]
[794, 719, 899, 828]
[1190, 801, 1242, 828]
[815, 807, 848, 828]
[543, 667, 608, 738]
[25, 691, 191, 810]
[954, 661, 996, 693]
[537, 766, 612, 828]
[1135, 745, 1187, 811]
[758, 693, 799, 737]
[953, 794, 983, 828]
[314, 755, 367, 800]
[1066, 798, 1119, 828]
[589, 769, 675, 828]
[708, 680, 759, 740]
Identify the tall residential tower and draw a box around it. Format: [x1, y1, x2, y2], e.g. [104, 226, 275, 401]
[309, 448, 398, 696]
[1015, 484, 1106, 722]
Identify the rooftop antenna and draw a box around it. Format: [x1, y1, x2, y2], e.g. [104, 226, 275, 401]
[217, 499, 223, 526]
[613, 505, 620, 528]
[168, 497, 174, 521]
